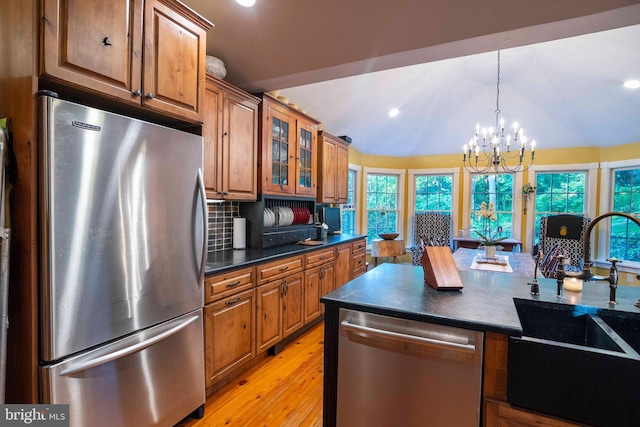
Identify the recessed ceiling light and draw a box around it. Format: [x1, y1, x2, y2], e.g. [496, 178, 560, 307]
[623, 79, 640, 89]
[235, 0, 256, 7]
[388, 108, 400, 118]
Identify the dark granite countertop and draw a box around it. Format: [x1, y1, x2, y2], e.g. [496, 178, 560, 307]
[321, 263, 640, 336]
[205, 233, 366, 275]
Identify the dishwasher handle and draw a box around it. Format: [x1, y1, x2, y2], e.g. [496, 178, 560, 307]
[341, 320, 477, 354]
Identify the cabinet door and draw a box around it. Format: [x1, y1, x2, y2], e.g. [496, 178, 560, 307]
[262, 107, 295, 195]
[336, 142, 350, 203]
[204, 289, 255, 387]
[223, 92, 258, 200]
[318, 136, 337, 202]
[203, 83, 222, 197]
[295, 120, 317, 196]
[257, 281, 283, 352]
[304, 267, 321, 324]
[282, 272, 304, 338]
[320, 262, 335, 305]
[143, 0, 206, 121]
[334, 244, 352, 290]
[41, 0, 143, 103]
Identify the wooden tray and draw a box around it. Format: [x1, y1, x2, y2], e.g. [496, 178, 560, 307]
[298, 240, 324, 246]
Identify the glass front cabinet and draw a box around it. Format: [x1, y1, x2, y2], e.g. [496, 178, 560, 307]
[259, 94, 318, 197]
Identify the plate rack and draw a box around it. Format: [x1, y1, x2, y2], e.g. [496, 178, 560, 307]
[240, 196, 317, 248]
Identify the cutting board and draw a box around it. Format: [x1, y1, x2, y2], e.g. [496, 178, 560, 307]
[420, 246, 463, 290]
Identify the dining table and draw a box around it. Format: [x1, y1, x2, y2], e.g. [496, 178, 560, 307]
[452, 247, 539, 278]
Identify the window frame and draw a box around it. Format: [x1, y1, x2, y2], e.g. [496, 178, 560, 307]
[363, 167, 406, 247]
[462, 170, 523, 241]
[407, 168, 460, 245]
[526, 163, 598, 252]
[340, 163, 362, 235]
[599, 159, 640, 273]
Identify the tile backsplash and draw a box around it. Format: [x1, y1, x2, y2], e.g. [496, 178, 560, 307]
[207, 201, 240, 252]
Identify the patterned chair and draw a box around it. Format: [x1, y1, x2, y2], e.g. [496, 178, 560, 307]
[538, 214, 590, 278]
[410, 212, 452, 265]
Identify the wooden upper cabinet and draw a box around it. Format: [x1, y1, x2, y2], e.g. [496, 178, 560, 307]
[41, 0, 212, 122]
[317, 131, 349, 204]
[259, 94, 319, 197]
[203, 76, 259, 200]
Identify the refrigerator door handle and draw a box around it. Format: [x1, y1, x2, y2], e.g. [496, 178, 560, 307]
[59, 315, 200, 376]
[196, 168, 207, 289]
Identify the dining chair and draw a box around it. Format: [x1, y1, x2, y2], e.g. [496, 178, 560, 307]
[410, 212, 452, 265]
[537, 214, 590, 278]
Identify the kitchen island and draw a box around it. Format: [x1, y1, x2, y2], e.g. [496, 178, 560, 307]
[321, 263, 640, 426]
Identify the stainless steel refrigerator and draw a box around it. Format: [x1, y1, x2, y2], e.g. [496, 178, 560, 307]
[38, 95, 207, 427]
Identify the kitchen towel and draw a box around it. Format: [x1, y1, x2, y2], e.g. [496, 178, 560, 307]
[233, 217, 246, 249]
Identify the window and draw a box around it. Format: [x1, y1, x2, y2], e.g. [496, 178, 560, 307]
[470, 174, 514, 237]
[363, 168, 406, 244]
[341, 169, 357, 234]
[415, 175, 452, 214]
[526, 163, 597, 252]
[533, 171, 587, 245]
[610, 167, 640, 263]
[408, 168, 460, 244]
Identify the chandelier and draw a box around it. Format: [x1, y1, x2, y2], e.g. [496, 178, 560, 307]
[463, 51, 536, 174]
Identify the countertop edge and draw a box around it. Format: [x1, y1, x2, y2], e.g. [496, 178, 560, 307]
[205, 234, 367, 276]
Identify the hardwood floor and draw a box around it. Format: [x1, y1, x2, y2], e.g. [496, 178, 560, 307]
[178, 322, 324, 427]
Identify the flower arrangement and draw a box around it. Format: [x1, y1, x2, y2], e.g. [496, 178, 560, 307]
[474, 201, 507, 247]
[522, 183, 536, 214]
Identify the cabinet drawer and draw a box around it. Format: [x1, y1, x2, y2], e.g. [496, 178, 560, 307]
[352, 238, 366, 254]
[352, 265, 367, 279]
[262, 233, 277, 248]
[205, 266, 256, 304]
[257, 255, 303, 285]
[305, 247, 336, 268]
[352, 252, 366, 272]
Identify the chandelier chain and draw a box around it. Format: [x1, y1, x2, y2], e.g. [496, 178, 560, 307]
[495, 50, 501, 130]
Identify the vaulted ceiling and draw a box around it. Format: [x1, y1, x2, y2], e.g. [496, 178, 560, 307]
[182, 0, 640, 157]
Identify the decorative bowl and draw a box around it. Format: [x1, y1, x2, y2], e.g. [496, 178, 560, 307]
[205, 56, 226, 79]
[379, 233, 399, 240]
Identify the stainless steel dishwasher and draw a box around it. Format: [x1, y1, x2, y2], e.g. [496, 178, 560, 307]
[337, 309, 484, 426]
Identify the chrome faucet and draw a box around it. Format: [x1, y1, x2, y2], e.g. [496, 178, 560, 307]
[556, 211, 640, 305]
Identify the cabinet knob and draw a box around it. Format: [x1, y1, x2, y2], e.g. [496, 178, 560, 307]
[102, 37, 112, 46]
[132, 89, 142, 97]
[145, 93, 154, 99]
[223, 132, 228, 137]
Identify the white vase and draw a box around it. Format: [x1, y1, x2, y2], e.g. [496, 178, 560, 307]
[485, 245, 497, 259]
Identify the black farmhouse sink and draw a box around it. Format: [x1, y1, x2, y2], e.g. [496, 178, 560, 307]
[507, 299, 640, 427]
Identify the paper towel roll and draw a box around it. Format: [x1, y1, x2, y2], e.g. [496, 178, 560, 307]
[233, 217, 246, 249]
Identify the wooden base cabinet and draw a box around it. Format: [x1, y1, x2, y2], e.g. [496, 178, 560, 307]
[317, 131, 349, 204]
[203, 267, 257, 388]
[256, 255, 305, 352]
[351, 238, 367, 278]
[41, 0, 212, 122]
[203, 75, 259, 200]
[204, 288, 256, 388]
[257, 271, 304, 352]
